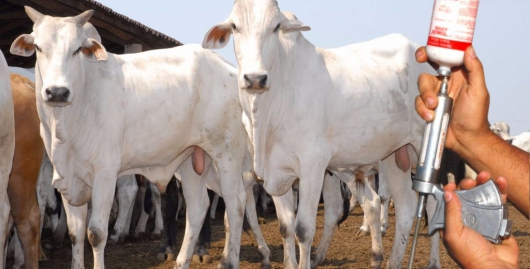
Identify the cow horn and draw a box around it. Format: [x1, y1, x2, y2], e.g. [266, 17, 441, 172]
[74, 10, 94, 25]
[24, 6, 44, 23]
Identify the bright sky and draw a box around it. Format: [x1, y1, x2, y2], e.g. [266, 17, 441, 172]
[98, 0, 530, 135]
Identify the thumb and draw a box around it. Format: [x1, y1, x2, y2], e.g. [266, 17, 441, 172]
[444, 190, 465, 241]
[463, 46, 487, 93]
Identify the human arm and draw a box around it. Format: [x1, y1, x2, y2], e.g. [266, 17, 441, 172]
[415, 46, 530, 218]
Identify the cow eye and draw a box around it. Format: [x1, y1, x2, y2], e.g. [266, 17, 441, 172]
[73, 46, 82, 56]
[34, 44, 42, 53]
[230, 23, 237, 30]
[273, 23, 281, 33]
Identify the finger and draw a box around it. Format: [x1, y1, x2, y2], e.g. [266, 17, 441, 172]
[475, 171, 491, 185]
[463, 46, 487, 94]
[494, 176, 508, 204]
[444, 182, 457, 192]
[415, 46, 440, 70]
[443, 190, 465, 243]
[415, 95, 435, 122]
[458, 178, 477, 190]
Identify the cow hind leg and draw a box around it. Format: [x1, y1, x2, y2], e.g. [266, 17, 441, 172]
[9, 174, 41, 269]
[175, 158, 210, 269]
[0, 191, 9, 269]
[192, 210, 211, 264]
[361, 175, 384, 269]
[377, 174, 391, 237]
[312, 172, 343, 269]
[109, 175, 137, 244]
[379, 156, 417, 269]
[244, 182, 270, 269]
[295, 165, 326, 269]
[213, 157, 246, 269]
[426, 197, 441, 269]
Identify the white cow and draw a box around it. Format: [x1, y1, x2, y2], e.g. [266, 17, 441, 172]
[0, 51, 15, 269]
[12, 7, 249, 269]
[203, 2, 437, 268]
[511, 132, 530, 152]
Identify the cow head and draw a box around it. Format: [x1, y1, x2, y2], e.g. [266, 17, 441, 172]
[10, 6, 107, 107]
[203, 0, 310, 93]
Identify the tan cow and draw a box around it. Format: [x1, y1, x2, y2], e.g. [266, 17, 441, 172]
[7, 73, 45, 269]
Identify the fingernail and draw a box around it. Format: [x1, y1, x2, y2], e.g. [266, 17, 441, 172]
[425, 112, 434, 121]
[444, 191, 452, 202]
[426, 97, 435, 108]
[468, 46, 477, 59]
[415, 49, 424, 59]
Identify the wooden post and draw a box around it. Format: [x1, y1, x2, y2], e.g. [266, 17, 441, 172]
[124, 44, 142, 54]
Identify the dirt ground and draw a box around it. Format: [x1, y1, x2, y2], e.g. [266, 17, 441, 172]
[30, 203, 528, 269]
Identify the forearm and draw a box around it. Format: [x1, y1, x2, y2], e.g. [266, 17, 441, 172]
[457, 131, 529, 218]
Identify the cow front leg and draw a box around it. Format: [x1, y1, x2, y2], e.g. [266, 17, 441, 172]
[271, 189, 297, 269]
[62, 194, 88, 269]
[244, 182, 271, 268]
[296, 166, 325, 269]
[175, 158, 210, 269]
[312, 172, 343, 269]
[87, 174, 117, 269]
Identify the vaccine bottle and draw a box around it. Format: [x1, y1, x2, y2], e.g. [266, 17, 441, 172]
[426, 0, 480, 75]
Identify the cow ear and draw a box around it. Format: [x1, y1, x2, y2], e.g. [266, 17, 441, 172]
[280, 12, 311, 33]
[81, 38, 107, 61]
[202, 21, 232, 49]
[10, 34, 35, 57]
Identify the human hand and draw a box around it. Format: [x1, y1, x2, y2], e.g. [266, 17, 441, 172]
[440, 171, 519, 268]
[415, 46, 493, 158]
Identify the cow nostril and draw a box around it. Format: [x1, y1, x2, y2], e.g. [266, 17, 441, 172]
[45, 88, 53, 99]
[62, 90, 70, 100]
[243, 74, 252, 87]
[258, 75, 267, 88]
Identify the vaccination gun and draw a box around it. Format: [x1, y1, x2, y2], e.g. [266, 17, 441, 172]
[407, 71, 512, 268]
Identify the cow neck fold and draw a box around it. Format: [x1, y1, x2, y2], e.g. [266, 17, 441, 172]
[248, 32, 320, 181]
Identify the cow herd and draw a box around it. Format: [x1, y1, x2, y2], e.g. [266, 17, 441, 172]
[1, 2, 528, 269]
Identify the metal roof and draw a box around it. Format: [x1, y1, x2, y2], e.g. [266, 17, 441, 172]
[1, 0, 183, 68]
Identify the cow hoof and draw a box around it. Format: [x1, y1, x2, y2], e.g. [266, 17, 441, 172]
[157, 252, 166, 261]
[261, 263, 272, 269]
[356, 229, 370, 237]
[202, 254, 211, 264]
[258, 217, 267, 224]
[192, 254, 201, 264]
[166, 253, 175, 261]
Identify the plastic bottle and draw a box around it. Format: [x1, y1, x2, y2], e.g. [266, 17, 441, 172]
[426, 0, 480, 75]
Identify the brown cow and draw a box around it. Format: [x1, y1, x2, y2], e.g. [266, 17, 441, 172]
[7, 73, 44, 269]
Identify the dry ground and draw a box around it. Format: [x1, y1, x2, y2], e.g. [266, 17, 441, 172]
[30, 203, 528, 269]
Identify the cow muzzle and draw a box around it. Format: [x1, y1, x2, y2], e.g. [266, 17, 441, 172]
[242, 73, 269, 93]
[45, 86, 70, 106]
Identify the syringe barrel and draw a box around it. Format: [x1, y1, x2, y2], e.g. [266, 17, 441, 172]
[414, 91, 453, 190]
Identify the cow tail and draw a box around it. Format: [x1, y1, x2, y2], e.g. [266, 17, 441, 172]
[144, 184, 153, 214]
[54, 189, 63, 216]
[337, 181, 351, 227]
